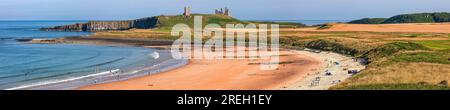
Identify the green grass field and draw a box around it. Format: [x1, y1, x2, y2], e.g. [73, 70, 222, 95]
[334, 84, 450, 90]
[414, 40, 450, 50]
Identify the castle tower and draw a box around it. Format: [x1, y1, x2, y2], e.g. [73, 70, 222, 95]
[183, 6, 191, 17]
[224, 7, 230, 16]
[214, 7, 230, 16]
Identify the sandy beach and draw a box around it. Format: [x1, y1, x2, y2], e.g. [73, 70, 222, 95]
[283, 50, 366, 90]
[79, 49, 321, 90]
[79, 48, 364, 90]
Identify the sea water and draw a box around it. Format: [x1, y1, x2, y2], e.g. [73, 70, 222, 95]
[0, 21, 180, 89]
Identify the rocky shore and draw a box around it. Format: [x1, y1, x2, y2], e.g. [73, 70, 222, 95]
[21, 36, 174, 49]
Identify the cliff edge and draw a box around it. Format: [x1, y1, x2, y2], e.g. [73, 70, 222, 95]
[40, 14, 243, 32]
[41, 17, 159, 32]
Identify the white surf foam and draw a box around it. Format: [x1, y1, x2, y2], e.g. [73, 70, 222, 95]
[5, 69, 120, 90]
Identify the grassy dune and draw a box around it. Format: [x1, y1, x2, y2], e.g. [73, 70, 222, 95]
[415, 40, 450, 50]
[278, 28, 450, 90]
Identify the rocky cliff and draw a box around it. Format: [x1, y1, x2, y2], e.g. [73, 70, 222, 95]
[41, 17, 159, 32]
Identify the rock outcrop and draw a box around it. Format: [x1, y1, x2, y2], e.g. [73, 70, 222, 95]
[41, 17, 159, 32]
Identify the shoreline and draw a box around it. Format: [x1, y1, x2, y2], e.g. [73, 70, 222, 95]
[6, 37, 187, 90]
[20, 36, 365, 90]
[24, 36, 174, 48]
[282, 49, 366, 90]
[16, 58, 188, 90]
[79, 47, 365, 90]
[79, 49, 322, 90]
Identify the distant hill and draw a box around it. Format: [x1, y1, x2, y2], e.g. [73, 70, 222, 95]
[349, 12, 450, 24]
[41, 14, 305, 32]
[348, 18, 387, 24]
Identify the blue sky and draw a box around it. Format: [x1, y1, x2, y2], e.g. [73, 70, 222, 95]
[1, 0, 450, 20]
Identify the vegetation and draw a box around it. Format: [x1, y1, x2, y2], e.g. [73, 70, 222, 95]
[388, 52, 450, 64]
[360, 42, 428, 63]
[316, 23, 334, 30]
[348, 18, 387, 24]
[278, 29, 450, 90]
[155, 14, 304, 31]
[156, 14, 247, 31]
[414, 40, 450, 50]
[383, 13, 435, 23]
[92, 14, 304, 40]
[348, 12, 450, 24]
[334, 84, 450, 90]
[305, 39, 359, 55]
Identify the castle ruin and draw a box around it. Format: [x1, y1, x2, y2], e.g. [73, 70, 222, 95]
[215, 7, 231, 16]
[183, 6, 191, 17]
[183, 6, 231, 17]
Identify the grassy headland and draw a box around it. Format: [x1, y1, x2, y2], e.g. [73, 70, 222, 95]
[89, 14, 305, 40]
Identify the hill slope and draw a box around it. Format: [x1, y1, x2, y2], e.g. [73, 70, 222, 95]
[349, 12, 450, 24]
[348, 18, 387, 24]
[41, 14, 305, 32]
[156, 14, 247, 31]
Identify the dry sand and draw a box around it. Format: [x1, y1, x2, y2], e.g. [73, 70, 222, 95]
[79, 48, 364, 90]
[283, 50, 366, 90]
[79, 49, 324, 90]
[288, 23, 450, 33]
